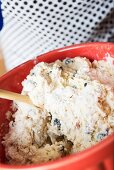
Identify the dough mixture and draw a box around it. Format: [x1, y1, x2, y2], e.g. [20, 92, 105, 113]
[3, 56, 114, 165]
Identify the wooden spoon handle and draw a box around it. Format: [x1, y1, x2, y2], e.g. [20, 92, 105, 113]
[0, 89, 33, 105]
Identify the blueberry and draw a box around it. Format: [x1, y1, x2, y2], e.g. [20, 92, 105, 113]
[31, 72, 35, 76]
[97, 130, 108, 140]
[47, 71, 52, 75]
[53, 118, 61, 130]
[84, 83, 87, 87]
[47, 70, 52, 75]
[65, 58, 74, 64]
[59, 66, 63, 71]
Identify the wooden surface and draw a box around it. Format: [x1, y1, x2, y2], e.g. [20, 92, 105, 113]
[0, 48, 6, 76]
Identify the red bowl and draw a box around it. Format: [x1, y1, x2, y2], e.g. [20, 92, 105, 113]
[0, 42, 114, 170]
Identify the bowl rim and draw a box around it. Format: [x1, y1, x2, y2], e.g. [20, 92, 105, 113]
[0, 42, 114, 169]
[0, 42, 114, 82]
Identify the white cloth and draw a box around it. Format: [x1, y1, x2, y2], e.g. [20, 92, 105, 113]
[0, 0, 114, 70]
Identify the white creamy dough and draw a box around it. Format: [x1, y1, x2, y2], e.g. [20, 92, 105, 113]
[3, 56, 114, 164]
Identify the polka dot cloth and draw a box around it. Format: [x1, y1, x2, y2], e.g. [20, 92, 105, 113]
[1, 0, 114, 70]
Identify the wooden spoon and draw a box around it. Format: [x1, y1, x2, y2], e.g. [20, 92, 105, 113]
[0, 89, 33, 105]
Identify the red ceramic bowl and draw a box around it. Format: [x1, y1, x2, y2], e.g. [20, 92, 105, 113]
[0, 42, 114, 170]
